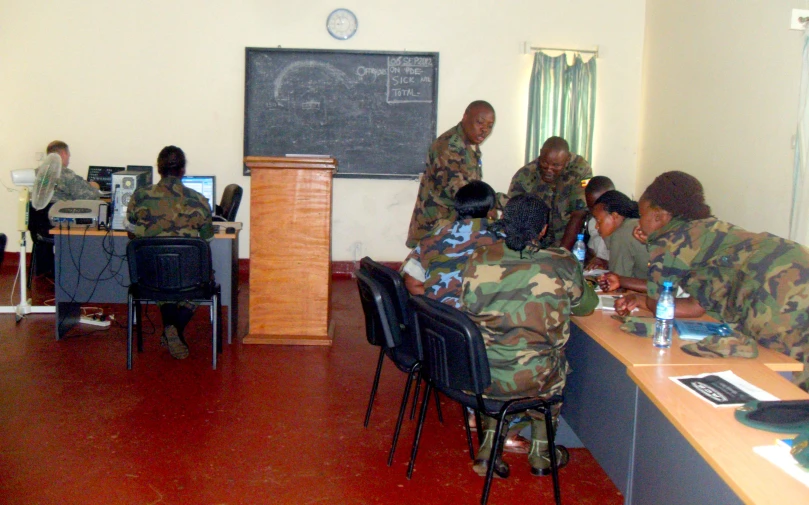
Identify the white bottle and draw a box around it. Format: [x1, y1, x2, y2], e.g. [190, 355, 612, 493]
[653, 281, 675, 348]
[573, 233, 586, 263]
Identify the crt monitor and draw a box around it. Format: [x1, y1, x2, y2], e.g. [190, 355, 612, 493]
[181, 175, 216, 212]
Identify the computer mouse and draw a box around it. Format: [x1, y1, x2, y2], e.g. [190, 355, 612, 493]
[226, 227, 236, 234]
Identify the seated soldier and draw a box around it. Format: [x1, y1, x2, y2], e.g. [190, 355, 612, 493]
[401, 180, 500, 307]
[583, 175, 614, 270]
[126, 146, 214, 360]
[460, 194, 597, 478]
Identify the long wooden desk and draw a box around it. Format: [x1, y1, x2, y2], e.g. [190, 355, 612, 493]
[629, 363, 809, 505]
[51, 225, 240, 342]
[562, 309, 805, 504]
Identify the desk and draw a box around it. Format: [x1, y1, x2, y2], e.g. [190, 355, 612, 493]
[562, 309, 804, 503]
[630, 364, 809, 505]
[51, 226, 240, 342]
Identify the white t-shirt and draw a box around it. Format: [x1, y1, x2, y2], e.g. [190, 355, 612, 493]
[587, 217, 610, 261]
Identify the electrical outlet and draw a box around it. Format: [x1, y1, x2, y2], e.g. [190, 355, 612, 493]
[791, 9, 809, 30]
[79, 315, 111, 328]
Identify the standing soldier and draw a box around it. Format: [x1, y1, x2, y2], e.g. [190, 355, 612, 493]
[508, 136, 592, 250]
[406, 100, 495, 248]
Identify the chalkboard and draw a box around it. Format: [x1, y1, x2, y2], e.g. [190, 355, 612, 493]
[244, 48, 439, 178]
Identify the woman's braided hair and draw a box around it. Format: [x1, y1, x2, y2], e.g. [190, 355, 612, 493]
[594, 190, 639, 218]
[494, 193, 550, 256]
[640, 171, 711, 220]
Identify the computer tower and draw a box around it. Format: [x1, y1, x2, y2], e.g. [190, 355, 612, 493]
[126, 165, 154, 186]
[110, 170, 149, 230]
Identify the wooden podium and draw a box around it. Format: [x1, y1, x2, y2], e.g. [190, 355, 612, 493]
[243, 156, 336, 345]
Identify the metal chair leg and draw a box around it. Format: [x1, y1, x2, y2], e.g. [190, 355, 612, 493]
[388, 368, 417, 466]
[463, 404, 475, 460]
[480, 413, 509, 505]
[407, 382, 432, 479]
[546, 406, 562, 505]
[126, 294, 134, 370]
[434, 389, 443, 424]
[364, 348, 386, 427]
[410, 373, 423, 420]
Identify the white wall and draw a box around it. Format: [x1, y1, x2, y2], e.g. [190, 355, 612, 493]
[637, 0, 805, 237]
[0, 0, 646, 260]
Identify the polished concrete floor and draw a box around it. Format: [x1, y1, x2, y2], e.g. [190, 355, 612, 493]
[0, 261, 623, 504]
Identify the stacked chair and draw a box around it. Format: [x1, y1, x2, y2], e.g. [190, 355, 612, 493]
[356, 257, 444, 466]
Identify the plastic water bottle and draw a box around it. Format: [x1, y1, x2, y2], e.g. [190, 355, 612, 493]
[653, 281, 675, 348]
[573, 233, 586, 263]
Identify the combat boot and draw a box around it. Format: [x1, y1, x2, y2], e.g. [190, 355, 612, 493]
[528, 416, 569, 476]
[472, 415, 510, 478]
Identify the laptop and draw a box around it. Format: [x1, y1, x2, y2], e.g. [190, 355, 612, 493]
[87, 166, 125, 194]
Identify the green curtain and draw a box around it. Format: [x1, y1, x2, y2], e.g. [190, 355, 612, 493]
[525, 52, 597, 163]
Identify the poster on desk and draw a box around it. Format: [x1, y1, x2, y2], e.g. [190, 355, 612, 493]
[671, 370, 779, 407]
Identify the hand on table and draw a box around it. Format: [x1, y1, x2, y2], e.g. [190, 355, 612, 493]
[598, 273, 620, 292]
[585, 257, 609, 271]
[615, 293, 642, 317]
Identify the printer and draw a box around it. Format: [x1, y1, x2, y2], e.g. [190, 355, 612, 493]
[48, 200, 107, 227]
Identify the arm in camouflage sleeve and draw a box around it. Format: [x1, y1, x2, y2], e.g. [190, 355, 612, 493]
[571, 276, 598, 316]
[59, 167, 101, 200]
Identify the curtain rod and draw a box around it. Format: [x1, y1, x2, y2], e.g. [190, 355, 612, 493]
[523, 42, 599, 58]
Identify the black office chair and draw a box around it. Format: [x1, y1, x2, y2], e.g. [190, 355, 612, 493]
[27, 204, 55, 287]
[0, 233, 6, 271]
[214, 184, 243, 222]
[407, 295, 564, 505]
[126, 237, 223, 370]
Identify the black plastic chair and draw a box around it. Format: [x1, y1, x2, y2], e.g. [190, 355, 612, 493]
[359, 257, 443, 421]
[407, 295, 563, 505]
[126, 237, 223, 370]
[356, 269, 428, 466]
[214, 184, 243, 222]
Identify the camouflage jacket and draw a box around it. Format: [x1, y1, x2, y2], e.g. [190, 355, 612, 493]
[507, 154, 592, 247]
[52, 167, 101, 203]
[646, 217, 809, 387]
[405, 217, 500, 308]
[126, 176, 214, 239]
[461, 241, 596, 399]
[406, 123, 482, 248]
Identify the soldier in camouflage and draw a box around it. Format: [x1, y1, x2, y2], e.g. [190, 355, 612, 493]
[616, 171, 809, 391]
[507, 136, 592, 250]
[45, 140, 102, 203]
[461, 194, 598, 478]
[126, 145, 214, 360]
[405, 100, 495, 248]
[402, 181, 500, 307]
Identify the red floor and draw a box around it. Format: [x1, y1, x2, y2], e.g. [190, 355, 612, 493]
[0, 265, 623, 504]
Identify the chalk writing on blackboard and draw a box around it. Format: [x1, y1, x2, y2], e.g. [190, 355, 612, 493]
[244, 48, 439, 179]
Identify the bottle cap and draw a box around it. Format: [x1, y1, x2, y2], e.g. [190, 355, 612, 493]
[663, 281, 673, 288]
[577, 233, 584, 240]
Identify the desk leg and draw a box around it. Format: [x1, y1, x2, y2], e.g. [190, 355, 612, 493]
[631, 390, 743, 505]
[55, 302, 80, 340]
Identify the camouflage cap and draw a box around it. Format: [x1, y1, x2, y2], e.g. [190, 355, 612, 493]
[618, 316, 656, 338]
[681, 333, 759, 359]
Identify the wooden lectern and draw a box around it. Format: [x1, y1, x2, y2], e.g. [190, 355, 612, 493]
[243, 156, 336, 345]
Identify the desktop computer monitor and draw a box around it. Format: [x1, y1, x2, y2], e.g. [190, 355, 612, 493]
[181, 175, 216, 212]
[87, 166, 125, 193]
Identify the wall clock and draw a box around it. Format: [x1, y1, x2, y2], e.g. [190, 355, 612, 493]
[327, 8, 358, 40]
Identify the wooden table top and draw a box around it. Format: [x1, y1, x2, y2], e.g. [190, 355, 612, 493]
[572, 309, 803, 372]
[50, 222, 242, 238]
[628, 363, 809, 505]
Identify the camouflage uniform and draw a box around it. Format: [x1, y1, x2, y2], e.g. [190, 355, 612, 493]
[52, 167, 101, 203]
[646, 217, 809, 390]
[404, 217, 500, 308]
[406, 123, 482, 248]
[461, 241, 597, 419]
[126, 176, 213, 239]
[507, 154, 592, 247]
[126, 176, 214, 327]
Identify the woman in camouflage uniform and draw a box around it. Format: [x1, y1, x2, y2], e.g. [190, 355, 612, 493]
[616, 171, 809, 390]
[460, 194, 597, 478]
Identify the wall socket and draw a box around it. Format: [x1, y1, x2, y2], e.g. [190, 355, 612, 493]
[791, 9, 809, 30]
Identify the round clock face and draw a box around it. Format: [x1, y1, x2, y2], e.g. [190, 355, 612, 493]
[327, 8, 357, 40]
